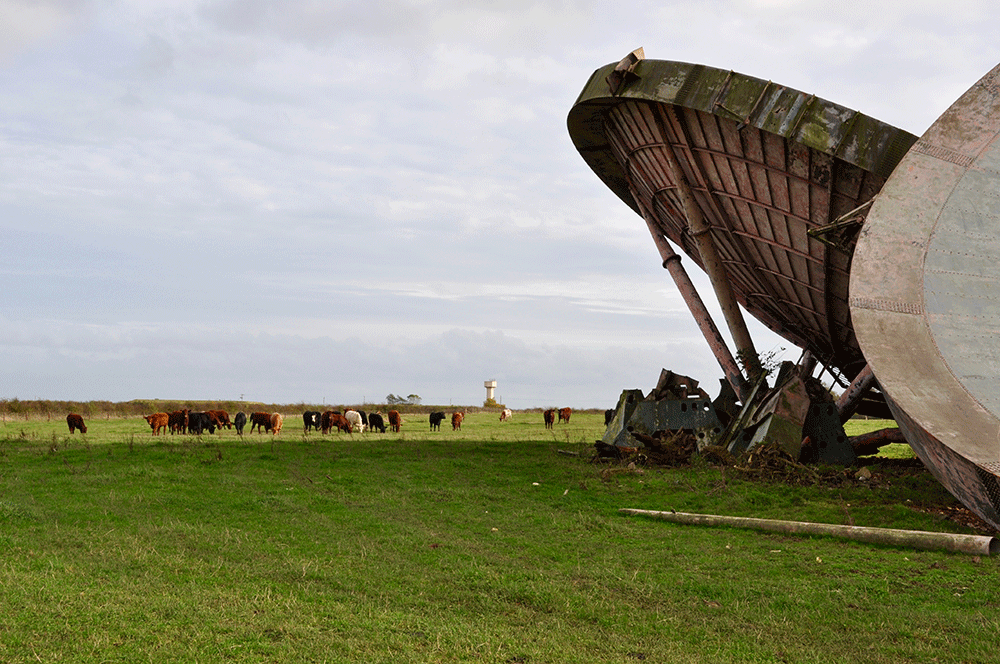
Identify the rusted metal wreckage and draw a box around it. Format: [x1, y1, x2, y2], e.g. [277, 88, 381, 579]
[569, 50, 1000, 531]
[600, 363, 855, 468]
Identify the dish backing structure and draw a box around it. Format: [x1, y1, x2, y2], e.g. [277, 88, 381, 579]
[568, 51, 1000, 531]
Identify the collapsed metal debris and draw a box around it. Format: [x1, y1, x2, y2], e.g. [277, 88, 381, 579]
[727, 361, 856, 465]
[598, 364, 857, 466]
[600, 370, 722, 455]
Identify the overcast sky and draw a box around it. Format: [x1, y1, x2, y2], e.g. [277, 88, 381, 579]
[1, 1, 998, 409]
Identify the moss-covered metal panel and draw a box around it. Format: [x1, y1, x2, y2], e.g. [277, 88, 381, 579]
[568, 59, 917, 217]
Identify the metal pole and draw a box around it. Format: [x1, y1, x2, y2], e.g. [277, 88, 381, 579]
[836, 364, 876, 423]
[637, 201, 752, 403]
[799, 350, 817, 377]
[620, 509, 999, 556]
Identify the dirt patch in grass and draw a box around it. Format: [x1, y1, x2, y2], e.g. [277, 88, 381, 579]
[906, 504, 994, 533]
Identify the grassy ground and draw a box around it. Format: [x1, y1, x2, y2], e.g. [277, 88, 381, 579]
[0, 412, 997, 663]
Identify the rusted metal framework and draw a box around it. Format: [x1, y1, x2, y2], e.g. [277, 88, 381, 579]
[568, 59, 916, 393]
[569, 55, 1000, 532]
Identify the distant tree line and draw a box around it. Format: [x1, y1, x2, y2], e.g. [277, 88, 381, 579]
[0, 398, 272, 421]
[385, 394, 421, 406]
[0, 398, 561, 421]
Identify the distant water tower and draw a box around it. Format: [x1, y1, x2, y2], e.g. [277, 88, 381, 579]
[484, 380, 497, 402]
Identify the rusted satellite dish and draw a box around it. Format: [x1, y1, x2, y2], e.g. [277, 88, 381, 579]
[568, 57, 915, 406]
[851, 63, 1000, 529]
[569, 54, 1000, 531]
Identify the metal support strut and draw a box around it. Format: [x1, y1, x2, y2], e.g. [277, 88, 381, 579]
[636, 199, 752, 403]
[836, 363, 876, 423]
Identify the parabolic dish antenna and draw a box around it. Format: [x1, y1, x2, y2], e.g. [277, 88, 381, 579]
[851, 63, 1000, 528]
[570, 54, 1000, 531]
[568, 57, 915, 412]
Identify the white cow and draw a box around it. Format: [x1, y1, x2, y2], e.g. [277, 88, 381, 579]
[500, 408, 512, 421]
[344, 410, 365, 433]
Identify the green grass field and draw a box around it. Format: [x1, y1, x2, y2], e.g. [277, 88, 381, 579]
[0, 411, 997, 663]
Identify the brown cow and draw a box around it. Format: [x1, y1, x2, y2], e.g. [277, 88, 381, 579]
[451, 412, 464, 430]
[66, 413, 87, 434]
[321, 411, 351, 434]
[269, 412, 283, 435]
[543, 409, 555, 429]
[558, 407, 572, 424]
[144, 412, 169, 435]
[249, 411, 272, 434]
[205, 411, 224, 430]
[168, 409, 189, 434]
[207, 410, 232, 429]
[331, 413, 351, 433]
[388, 410, 401, 433]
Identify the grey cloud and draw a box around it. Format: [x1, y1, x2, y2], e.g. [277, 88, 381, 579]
[200, 0, 427, 48]
[0, 0, 93, 62]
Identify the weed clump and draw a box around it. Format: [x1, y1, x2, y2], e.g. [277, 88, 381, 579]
[594, 430, 698, 466]
[698, 444, 735, 466]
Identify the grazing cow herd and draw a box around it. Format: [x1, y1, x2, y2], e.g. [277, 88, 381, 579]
[61, 405, 580, 438]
